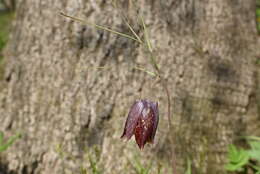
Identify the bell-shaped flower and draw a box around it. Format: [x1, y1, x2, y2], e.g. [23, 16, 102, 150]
[121, 99, 159, 149]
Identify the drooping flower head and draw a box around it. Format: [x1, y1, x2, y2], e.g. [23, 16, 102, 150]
[121, 99, 159, 149]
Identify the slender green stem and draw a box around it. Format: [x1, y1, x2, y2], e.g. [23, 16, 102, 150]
[124, 20, 143, 43]
[140, 15, 178, 174]
[134, 66, 158, 77]
[141, 16, 152, 52]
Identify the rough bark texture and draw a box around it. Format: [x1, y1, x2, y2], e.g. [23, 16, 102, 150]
[0, 0, 259, 174]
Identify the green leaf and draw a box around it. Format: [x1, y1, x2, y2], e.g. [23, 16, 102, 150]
[185, 158, 192, 174]
[248, 141, 260, 150]
[251, 164, 260, 170]
[0, 131, 3, 144]
[130, 156, 151, 174]
[225, 144, 249, 171]
[228, 144, 237, 162]
[0, 132, 21, 152]
[225, 163, 243, 172]
[140, 16, 152, 52]
[247, 141, 260, 161]
[244, 136, 260, 141]
[226, 164, 246, 172]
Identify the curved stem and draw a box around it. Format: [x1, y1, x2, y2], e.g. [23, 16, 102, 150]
[146, 49, 171, 127]
[146, 44, 178, 174]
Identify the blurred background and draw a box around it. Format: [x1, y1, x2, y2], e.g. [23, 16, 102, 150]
[0, 0, 260, 174]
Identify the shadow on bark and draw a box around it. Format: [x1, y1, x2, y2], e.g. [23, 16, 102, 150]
[0, 161, 16, 174]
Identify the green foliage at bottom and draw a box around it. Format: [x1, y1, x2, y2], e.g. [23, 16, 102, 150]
[225, 144, 249, 172]
[185, 158, 192, 174]
[129, 155, 152, 174]
[0, 131, 21, 152]
[225, 136, 260, 174]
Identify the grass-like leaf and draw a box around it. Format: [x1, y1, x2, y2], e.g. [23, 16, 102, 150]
[185, 158, 192, 174]
[111, 0, 143, 43]
[134, 66, 157, 77]
[0, 132, 21, 152]
[89, 153, 102, 174]
[140, 16, 152, 53]
[59, 12, 141, 44]
[0, 131, 3, 144]
[129, 156, 151, 174]
[245, 136, 260, 141]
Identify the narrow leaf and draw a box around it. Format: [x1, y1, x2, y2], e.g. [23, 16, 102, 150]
[140, 16, 152, 52]
[0, 131, 3, 144]
[124, 20, 143, 43]
[245, 136, 260, 141]
[185, 158, 192, 174]
[134, 66, 157, 77]
[60, 12, 141, 43]
[247, 141, 260, 160]
[0, 132, 21, 152]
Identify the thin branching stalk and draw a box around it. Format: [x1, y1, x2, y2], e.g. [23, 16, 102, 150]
[136, 7, 178, 174]
[112, 2, 143, 43]
[143, 36, 178, 174]
[60, 4, 178, 173]
[141, 19, 171, 128]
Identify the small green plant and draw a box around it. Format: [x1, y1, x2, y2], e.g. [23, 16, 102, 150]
[225, 136, 260, 174]
[87, 147, 103, 174]
[129, 156, 151, 174]
[0, 131, 21, 152]
[225, 144, 249, 172]
[185, 158, 192, 174]
[55, 144, 103, 174]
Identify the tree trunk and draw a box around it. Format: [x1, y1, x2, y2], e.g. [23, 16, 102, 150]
[0, 0, 259, 174]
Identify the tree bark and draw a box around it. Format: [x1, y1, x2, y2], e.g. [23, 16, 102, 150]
[0, 0, 259, 174]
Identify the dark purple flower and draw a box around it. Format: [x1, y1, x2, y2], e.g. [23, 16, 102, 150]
[121, 99, 159, 149]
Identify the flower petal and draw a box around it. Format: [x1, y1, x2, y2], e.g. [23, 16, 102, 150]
[147, 102, 159, 143]
[121, 100, 144, 140]
[134, 113, 154, 149]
